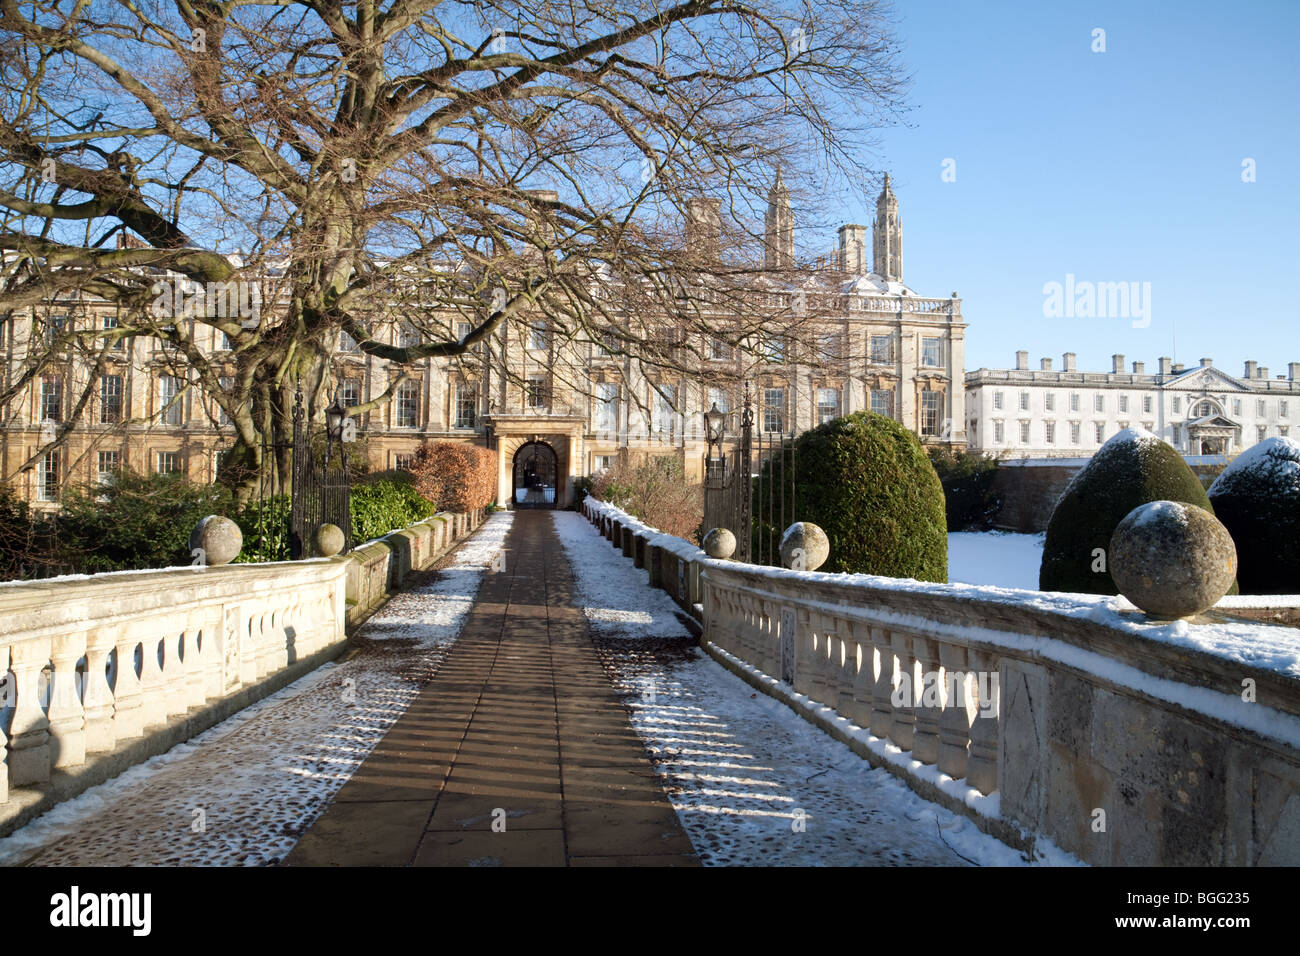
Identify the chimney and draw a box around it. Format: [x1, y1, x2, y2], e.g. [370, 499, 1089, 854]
[837, 224, 868, 274]
[1172, 363, 1185, 374]
[1132, 360, 1145, 374]
[1259, 366, 1269, 379]
[1112, 354, 1125, 374]
[1199, 357, 1212, 368]
[526, 189, 559, 247]
[1289, 363, 1300, 381]
[1159, 356, 1172, 375]
[685, 197, 722, 257]
[1015, 350, 1029, 371]
[1063, 352, 1077, 372]
[1245, 360, 1257, 379]
[1040, 357, 1053, 371]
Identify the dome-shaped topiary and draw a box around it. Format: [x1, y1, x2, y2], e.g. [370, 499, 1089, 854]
[1039, 427, 1223, 594]
[756, 411, 947, 581]
[1208, 437, 1300, 594]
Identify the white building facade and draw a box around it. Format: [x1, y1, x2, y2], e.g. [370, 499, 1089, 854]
[966, 352, 1300, 458]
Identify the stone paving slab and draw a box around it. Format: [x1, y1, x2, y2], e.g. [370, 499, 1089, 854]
[284, 511, 700, 867]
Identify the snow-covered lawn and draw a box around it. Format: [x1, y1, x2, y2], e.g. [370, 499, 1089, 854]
[0, 512, 512, 867]
[552, 511, 1046, 866]
[947, 531, 1044, 589]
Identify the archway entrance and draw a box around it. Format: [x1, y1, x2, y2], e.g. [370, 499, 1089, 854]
[512, 441, 558, 508]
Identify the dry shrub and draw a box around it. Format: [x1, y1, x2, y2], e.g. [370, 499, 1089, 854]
[590, 453, 703, 544]
[406, 441, 497, 512]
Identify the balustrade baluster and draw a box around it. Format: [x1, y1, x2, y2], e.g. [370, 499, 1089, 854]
[47, 634, 87, 768]
[163, 627, 188, 717]
[889, 630, 917, 750]
[912, 636, 941, 764]
[7, 637, 52, 785]
[83, 632, 116, 753]
[869, 626, 894, 740]
[938, 642, 972, 780]
[139, 634, 167, 727]
[112, 634, 144, 740]
[183, 620, 207, 710]
[966, 648, 1000, 795]
[793, 609, 815, 697]
[837, 625, 858, 717]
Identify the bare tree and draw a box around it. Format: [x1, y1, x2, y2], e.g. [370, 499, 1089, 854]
[0, 0, 906, 496]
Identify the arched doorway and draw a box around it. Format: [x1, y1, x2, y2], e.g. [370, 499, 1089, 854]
[512, 441, 558, 508]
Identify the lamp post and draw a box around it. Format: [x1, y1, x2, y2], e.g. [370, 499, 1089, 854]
[704, 401, 727, 483]
[324, 395, 347, 465]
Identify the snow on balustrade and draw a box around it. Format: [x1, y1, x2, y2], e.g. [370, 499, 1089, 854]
[0, 560, 347, 806]
[581, 497, 1300, 865]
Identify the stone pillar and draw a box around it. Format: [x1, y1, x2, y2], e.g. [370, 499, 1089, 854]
[966, 647, 1000, 795]
[869, 626, 894, 740]
[938, 643, 971, 781]
[850, 622, 874, 728]
[83, 632, 117, 753]
[47, 634, 87, 768]
[837, 631, 858, 716]
[139, 633, 167, 728]
[7, 637, 52, 785]
[183, 621, 207, 710]
[112, 633, 144, 740]
[912, 636, 941, 764]
[889, 630, 917, 750]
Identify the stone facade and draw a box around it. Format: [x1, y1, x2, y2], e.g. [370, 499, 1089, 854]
[968, 351, 1300, 458]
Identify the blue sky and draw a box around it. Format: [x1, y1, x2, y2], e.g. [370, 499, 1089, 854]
[833, 0, 1300, 376]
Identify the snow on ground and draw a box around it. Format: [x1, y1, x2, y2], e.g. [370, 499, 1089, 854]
[0, 512, 512, 867]
[552, 511, 1039, 867]
[947, 531, 1045, 589]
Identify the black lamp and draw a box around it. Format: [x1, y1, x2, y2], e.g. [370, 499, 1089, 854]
[704, 402, 727, 446]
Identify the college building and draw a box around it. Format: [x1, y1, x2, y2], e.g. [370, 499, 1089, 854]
[967, 351, 1300, 458]
[1, 175, 967, 510]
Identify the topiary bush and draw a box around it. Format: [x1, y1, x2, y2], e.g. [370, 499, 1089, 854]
[350, 470, 437, 542]
[1039, 428, 1227, 595]
[405, 441, 496, 513]
[754, 411, 947, 581]
[928, 447, 1002, 531]
[1208, 437, 1300, 594]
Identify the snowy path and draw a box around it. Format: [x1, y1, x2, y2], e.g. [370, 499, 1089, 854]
[0, 512, 513, 867]
[553, 511, 1036, 867]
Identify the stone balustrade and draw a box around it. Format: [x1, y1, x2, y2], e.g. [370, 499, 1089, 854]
[0, 506, 484, 835]
[582, 497, 1300, 865]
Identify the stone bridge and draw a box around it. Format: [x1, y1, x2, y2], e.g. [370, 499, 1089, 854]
[0, 500, 1297, 867]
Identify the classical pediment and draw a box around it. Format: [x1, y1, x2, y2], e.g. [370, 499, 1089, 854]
[1187, 415, 1238, 429]
[1165, 367, 1249, 392]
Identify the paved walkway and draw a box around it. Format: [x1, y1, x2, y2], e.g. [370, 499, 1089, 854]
[284, 511, 699, 866]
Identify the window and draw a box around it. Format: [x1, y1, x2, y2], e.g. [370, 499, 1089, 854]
[920, 392, 942, 437]
[1070, 393, 1080, 412]
[157, 451, 181, 475]
[97, 451, 121, 486]
[103, 313, 125, 351]
[45, 313, 68, 346]
[1019, 391, 1030, 411]
[525, 375, 547, 409]
[869, 335, 893, 364]
[709, 337, 732, 361]
[395, 454, 415, 471]
[1019, 421, 1031, 443]
[921, 337, 942, 368]
[395, 381, 420, 426]
[707, 387, 730, 414]
[1094, 394, 1104, 412]
[1197, 401, 1215, 418]
[455, 383, 476, 429]
[763, 335, 786, 364]
[1045, 393, 1055, 412]
[456, 321, 473, 342]
[1172, 397, 1181, 414]
[100, 375, 123, 424]
[593, 454, 616, 474]
[1070, 422, 1081, 444]
[1143, 395, 1153, 413]
[527, 320, 548, 351]
[37, 451, 59, 501]
[160, 375, 183, 425]
[340, 379, 361, 407]
[221, 331, 233, 351]
[993, 391, 1004, 410]
[1258, 425, 1267, 442]
[870, 389, 893, 417]
[40, 376, 62, 422]
[339, 330, 360, 352]
[1282, 401, 1290, 419]
[218, 376, 235, 426]
[1095, 422, 1105, 443]
[396, 322, 419, 349]
[1258, 400, 1267, 417]
[763, 387, 786, 433]
[1119, 395, 1128, 413]
[653, 385, 677, 436]
[993, 421, 1004, 444]
[1045, 421, 1056, 444]
[817, 333, 840, 363]
[817, 388, 840, 425]
[595, 383, 618, 433]
[1233, 399, 1242, 416]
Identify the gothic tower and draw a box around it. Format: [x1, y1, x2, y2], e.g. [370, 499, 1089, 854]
[764, 168, 794, 269]
[872, 173, 903, 282]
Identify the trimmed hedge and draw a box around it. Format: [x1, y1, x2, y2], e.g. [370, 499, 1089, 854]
[928, 448, 1002, 531]
[756, 411, 947, 581]
[1039, 429, 1226, 595]
[1208, 437, 1300, 594]
[406, 440, 496, 512]
[351, 470, 438, 543]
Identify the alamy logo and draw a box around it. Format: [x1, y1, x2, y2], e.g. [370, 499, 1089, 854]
[49, 886, 151, 936]
[1042, 273, 1151, 328]
[151, 278, 261, 325]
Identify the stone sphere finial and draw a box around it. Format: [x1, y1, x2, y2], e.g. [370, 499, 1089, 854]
[314, 523, 346, 557]
[1109, 501, 1237, 619]
[189, 515, 243, 567]
[702, 527, 737, 560]
[780, 522, 829, 571]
